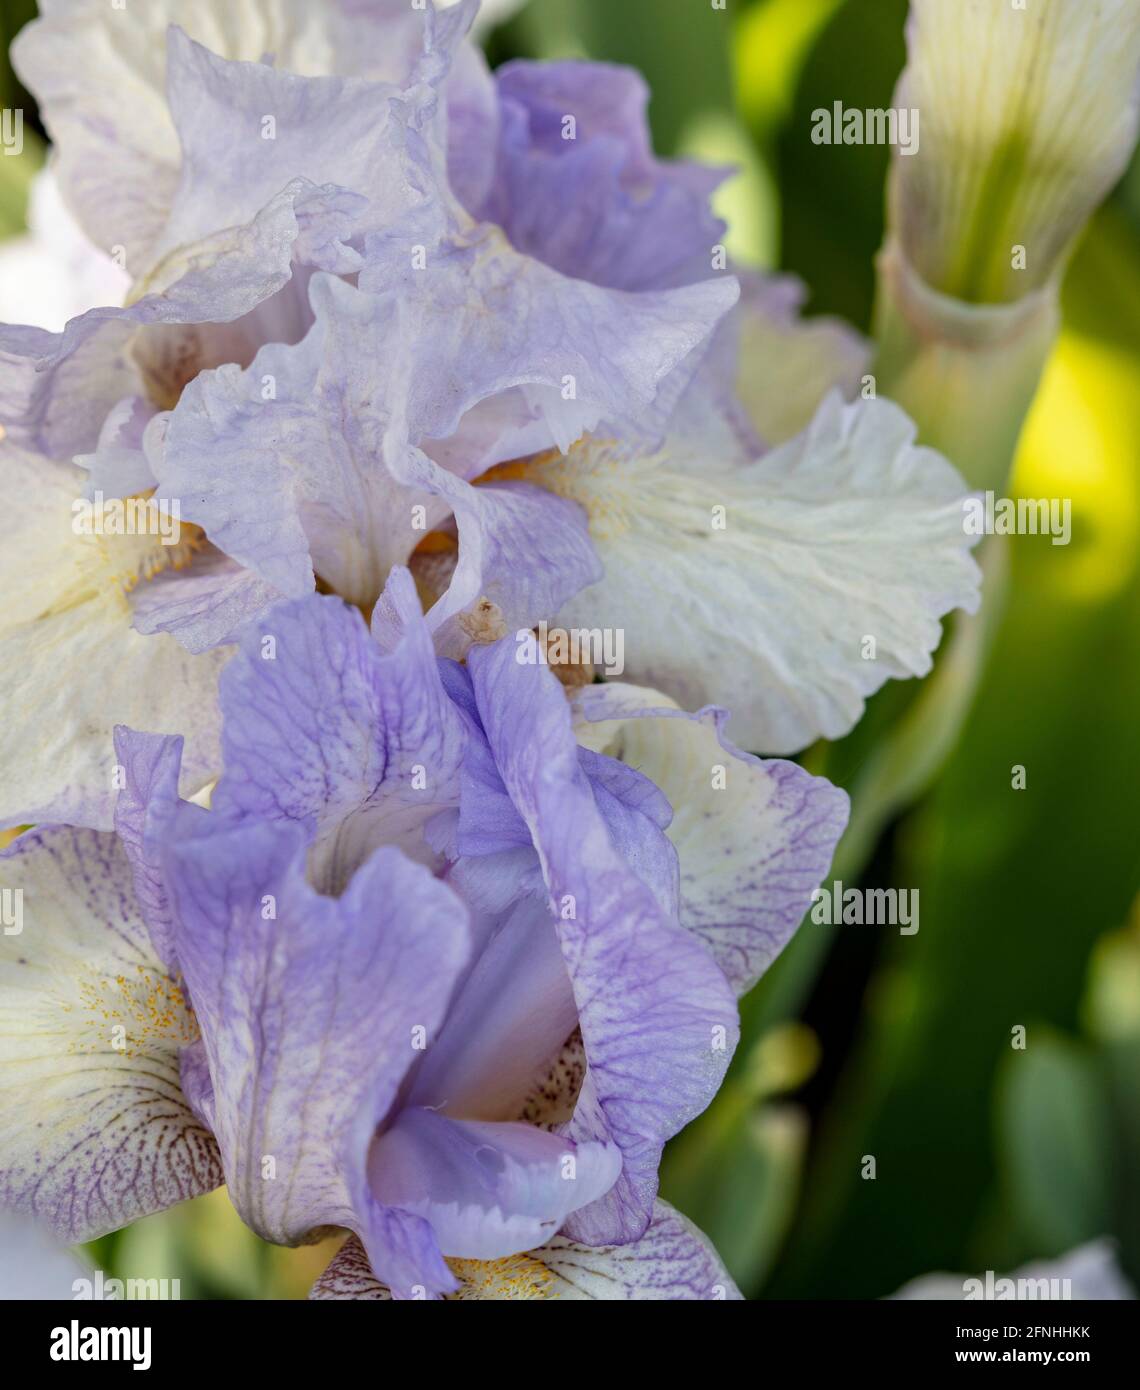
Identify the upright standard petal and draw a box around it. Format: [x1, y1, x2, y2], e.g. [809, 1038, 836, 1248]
[156, 270, 602, 628]
[155, 275, 449, 607]
[150, 26, 454, 270]
[371, 889, 622, 1262]
[0, 824, 221, 1241]
[212, 576, 466, 885]
[1, 6, 470, 466]
[362, 221, 740, 455]
[466, 641, 738, 1243]
[12, 0, 339, 268]
[160, 817, 471, 1298]
[431, 899, 581, 1103]
[475, 60, 728, 291]
[0, 184, 326, 466]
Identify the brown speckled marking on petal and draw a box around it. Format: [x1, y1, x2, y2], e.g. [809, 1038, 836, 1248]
[517, 1028, 585, 1130]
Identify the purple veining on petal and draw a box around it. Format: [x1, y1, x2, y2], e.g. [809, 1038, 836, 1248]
[0, 823, 221, 1241]
[211, 576, 466, 886]
[473, 60, 729, 292]
[160, 813, 472, 1298]
[466, 640, 739, 1244]
[574, 686, 850, 993]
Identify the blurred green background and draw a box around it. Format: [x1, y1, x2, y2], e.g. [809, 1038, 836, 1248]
[3, 0, 1137, 1298]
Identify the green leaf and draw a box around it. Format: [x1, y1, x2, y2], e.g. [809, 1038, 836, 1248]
[774, 0, 908, 328]
[1102, 1038, 1140, 1285]
[997, 1033, 1114, 1256]
[0, 0, 38, 115]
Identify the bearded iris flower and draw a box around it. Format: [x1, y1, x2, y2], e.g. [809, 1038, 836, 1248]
[0, 568, 846, 1297]
[0, 1, 460, 826]
[2, 0, 1075, 1303]
[151, 23, 982, 754]
[0, 0, 982, 832]
[0, 0, 737, 826]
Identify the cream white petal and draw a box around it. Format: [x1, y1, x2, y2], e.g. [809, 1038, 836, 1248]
[12, 0, 338, 268]
[0, 824, 221, 1242]
[573, 683, 849, 994]
[0, 455, 227, 829]
[13, 1, 469, 276]
[519, 394, 981, 754]
[734, 273, 871, 446]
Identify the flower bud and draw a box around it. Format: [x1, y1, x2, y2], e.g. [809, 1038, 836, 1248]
[890, 0, 1140, 305]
